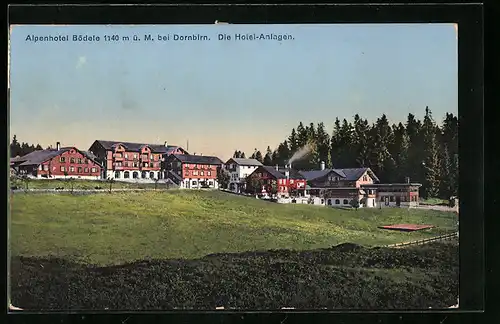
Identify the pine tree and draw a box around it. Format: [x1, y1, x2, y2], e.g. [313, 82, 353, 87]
[368, 114, 394, 181]
[255, 150, 264, 163]
[337, 119, 355, 168]
[288, 128, 298, 153]
[35, 144, 43, 150]
[296, 122, 308, 147]
[330, 118, 342, 167]
[352, 114, 371, 167]
[315, 122, 331, 168]
[406, 113, 424, 182]
[10, 135, 21, 157]
[276, 141, 291, 166]
[439, 143, 452, 198]
[233, 150, 240, 158]
[241, 152, 246, 159]
[271, 150, 279, 166]
[421, 107, 441, 198]
[392, 123, 410, 182]
[263, 146, 273, 165]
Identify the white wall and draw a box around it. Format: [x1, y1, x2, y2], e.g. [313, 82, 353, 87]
[228, 164, 260, 192]
[37, 175, 101, 180]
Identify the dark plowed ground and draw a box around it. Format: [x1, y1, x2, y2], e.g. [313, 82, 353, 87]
[10, 241, 458, 310]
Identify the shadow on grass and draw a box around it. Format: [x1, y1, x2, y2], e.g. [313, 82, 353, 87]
[10, 241, 458, 311]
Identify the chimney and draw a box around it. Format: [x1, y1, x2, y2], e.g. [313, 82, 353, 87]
[320, 161, 325, 171]
[275, 164, 279, 171]
[405, 176, 410, 184]
[285, 170, 290, 180]
[164, 141, 168, 147]
[56, 142, 61, 150]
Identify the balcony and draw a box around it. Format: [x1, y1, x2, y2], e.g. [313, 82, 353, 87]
[113, 154, 124, 161]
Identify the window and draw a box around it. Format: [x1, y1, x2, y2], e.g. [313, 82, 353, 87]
[207, 171, 211, 176]
[124, 171, 130, 178]
[84, 168, 89, 173]
[78, 158, 82, 164]
[343, 199, 349, 204]
[150, 155, 154, 161]
[327, 199, 332, 205]
[150, 172, 155, 179]
[125, 154, 128, 159]
[141, 171, 147, 179]
[124, 162, 128, 167]
[335, 199, 340, 205]
[149, 163, 154, 168]
[200, 171, 204, 176]
[185, 171, 190, 176]
[133, 172, 138, 178]
[134, 154, 138, 159]
[44, 165, 49, 171]
[70, 166, 75, 172]
[290, 180, 294, 184]
[78, 167, 82, 173]
[115, 171, 120, 179]
[193, 170, 198, 176]
[60, 157, 65, 163]
[390, 196, 394, 202]
[192, 181, 197, 185]
[208, 181, 213, 186]
[70, 158, 75, 163]
[133, 163, 138, 168]
[84, 158, 88, 164]
[91, 167, 96, 173]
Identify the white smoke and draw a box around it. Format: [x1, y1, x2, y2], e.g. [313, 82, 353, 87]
[287, 142, 315, 166]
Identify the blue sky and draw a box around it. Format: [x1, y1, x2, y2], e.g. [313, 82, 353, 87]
[9, 24, 457, 160]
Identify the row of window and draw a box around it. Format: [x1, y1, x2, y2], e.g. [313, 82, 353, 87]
[114, 153, 160, 161]
[326, 199, 350, 205]
[186, 170, 212, 176]
[380, 195, 418, 202]
[59, 157, 90, 164]
[114, 162, 159, 168]
[114, 171, 157, 179]
[58, 166, 97, 173]
[188, 180, 214, 186]
[183, 164, 215, 170]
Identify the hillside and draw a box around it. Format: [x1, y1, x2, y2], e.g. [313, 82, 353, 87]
[10, 240, 459, 310]
[10, 190, 458, 265]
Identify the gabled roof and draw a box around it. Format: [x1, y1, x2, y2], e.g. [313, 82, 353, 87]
[226, 158, 263, 166]
[260, 166, 286, 179]
[277, 167, 306, 180]
[299, 167, 379, 182]
[93, 140, 186, 154]
[299, 169, 346, 181]
[170, 154, 223, 165]
[253, 166, 306, 180]
[14, 147, 102, 167]
[335, 168, 380, 182]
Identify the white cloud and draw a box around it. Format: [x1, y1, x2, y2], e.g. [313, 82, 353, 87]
[76, 56, 87, 69]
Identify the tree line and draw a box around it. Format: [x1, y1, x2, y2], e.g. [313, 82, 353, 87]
[10, 135, 44, 158]
[232, 107, 458, 199]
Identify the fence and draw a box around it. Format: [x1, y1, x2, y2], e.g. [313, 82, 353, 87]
[384, 232, 458, 248]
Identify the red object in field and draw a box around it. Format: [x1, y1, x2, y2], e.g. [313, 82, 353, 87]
[379, 224, 435, 231]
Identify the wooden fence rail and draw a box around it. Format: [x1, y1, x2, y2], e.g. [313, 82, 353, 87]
[385, 232, 458, 248]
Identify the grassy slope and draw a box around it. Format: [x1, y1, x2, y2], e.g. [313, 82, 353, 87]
[10, 190, 458, 265]
[10, 178, 163, 189]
